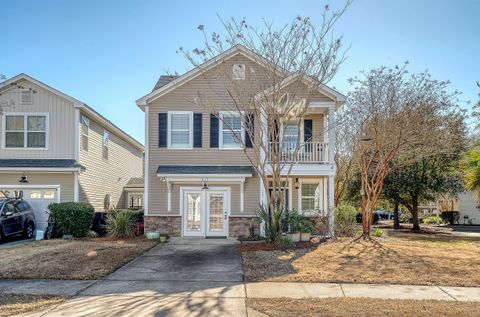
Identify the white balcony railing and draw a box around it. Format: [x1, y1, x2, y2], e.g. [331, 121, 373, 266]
[268, 141, 329, 164]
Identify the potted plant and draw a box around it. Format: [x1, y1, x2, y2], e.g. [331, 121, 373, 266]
[300, 219, 314, 242]
[285, 210, 302, 243]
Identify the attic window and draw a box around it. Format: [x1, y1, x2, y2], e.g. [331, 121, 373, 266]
[233, 64, 246, 80]
[21, 90, 33, 105]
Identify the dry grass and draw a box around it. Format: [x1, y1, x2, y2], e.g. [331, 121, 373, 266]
[247, 297, 480, 317]
[0, 238, 158, 280]
[242, 234, 480, 286]
[0, 294, 65, 317]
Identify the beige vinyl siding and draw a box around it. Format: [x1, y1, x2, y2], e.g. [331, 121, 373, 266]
[79, 112, 143, 210]
[304, 114, 325, 142]
[0, 172, 75, 201]
[0, 80, 76, 159]
[149, 176, 259, 216]
[147, 53, 335, 212]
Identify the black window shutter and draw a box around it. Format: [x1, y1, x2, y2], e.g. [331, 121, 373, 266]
[193, 113, 202, 148]
[245, 114, 254, 148]
[210, 113, 219, 148]
[304, 119, 313, 142]
[158, 113, 167, 147]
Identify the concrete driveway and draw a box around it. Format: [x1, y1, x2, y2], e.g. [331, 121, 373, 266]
[30, 238, 247, 317]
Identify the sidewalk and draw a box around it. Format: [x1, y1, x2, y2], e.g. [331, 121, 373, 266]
[3, 279, 480, 302]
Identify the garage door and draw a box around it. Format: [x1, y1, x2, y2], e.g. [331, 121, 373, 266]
[0, 187, 59, 231]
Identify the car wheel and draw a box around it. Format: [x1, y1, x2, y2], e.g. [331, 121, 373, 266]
[24, 223, 34, 239]
[0, 230, 4, 243]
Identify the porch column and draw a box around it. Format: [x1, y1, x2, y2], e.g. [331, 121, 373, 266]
[328, 175, 335, 237]
[167, 181, 172, 212]
[240, 180, 245, 212]
[327, 107, 335, 164]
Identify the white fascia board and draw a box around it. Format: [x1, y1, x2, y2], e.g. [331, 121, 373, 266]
[0, 168, 81, 172]
[265, 164, 337, 177]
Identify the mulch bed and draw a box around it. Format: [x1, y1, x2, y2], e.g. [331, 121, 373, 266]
[236, 240, 325, 252]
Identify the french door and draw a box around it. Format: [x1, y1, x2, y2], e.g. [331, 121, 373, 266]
[183, 189, 228, 237]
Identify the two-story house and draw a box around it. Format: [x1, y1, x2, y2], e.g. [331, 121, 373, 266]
[0, 74, 144, 230]
[137, 45, 345, 238]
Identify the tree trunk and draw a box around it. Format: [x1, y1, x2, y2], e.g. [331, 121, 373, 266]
[411, 195, 420, 231]
[393, 202, 400, 230]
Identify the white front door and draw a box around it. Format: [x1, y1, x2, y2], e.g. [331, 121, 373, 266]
[182, 188, 229, 237]
[206, 191, 228, 237]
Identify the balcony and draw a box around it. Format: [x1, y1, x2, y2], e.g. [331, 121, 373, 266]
[268, 141, 329, 164]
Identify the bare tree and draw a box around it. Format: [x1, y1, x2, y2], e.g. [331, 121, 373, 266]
[178, 3, 351, 239]
[345, 64, 465, 238]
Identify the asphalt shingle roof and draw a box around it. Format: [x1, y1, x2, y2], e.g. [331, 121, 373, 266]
[152, 75, 179, 92]
[156, 165, 254, 175]
[0, 159, 83, 169]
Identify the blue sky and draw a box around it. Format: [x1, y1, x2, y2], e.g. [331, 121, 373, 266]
[1, 0, 479, 144]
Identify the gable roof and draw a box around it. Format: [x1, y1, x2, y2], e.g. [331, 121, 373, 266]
[0, 73, 144, 151]
[136, 44, 346, 110]
[152, 75, 179, 92]
[136, 45, 288, 109]
[255, 72, 346, 108]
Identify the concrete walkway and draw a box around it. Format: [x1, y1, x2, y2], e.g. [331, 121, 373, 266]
[5, 238, 480, 316]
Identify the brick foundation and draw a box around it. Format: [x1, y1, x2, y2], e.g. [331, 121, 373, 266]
[144, 216, 181, 236]
[229, 216, 259, 238]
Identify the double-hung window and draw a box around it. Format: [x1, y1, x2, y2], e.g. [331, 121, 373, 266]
[301, 182, 320, 212]
[168, 111, 193, 148]
[102, 130, 109, 160]
[81, 116, 90, 151]
[283, 123, 299, 151]
[220, 112, 243, 149]
[4, 114, 47, 148]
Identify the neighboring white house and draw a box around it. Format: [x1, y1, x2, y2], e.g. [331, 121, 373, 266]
[457, 192, 480, 225]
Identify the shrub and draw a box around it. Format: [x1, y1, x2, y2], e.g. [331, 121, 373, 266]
[423, 215, 446, 225]
[277, 236, 293, 247]
[284, 209, 304, 233]
[48, 202, 95, 238]
[440, 211, 459, 225]
[299, 218, 315, 234]
[373, 228, 385, 237]
[256, 204, 284, 242]
[315, 205, 359, 237]
[107, 210, 137, 238]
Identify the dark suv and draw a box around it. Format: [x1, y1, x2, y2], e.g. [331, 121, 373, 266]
[0, 198, 36, 242]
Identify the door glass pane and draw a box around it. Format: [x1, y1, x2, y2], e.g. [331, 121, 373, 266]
[209, 194, 224, 231]
[186, 193, 202, 232]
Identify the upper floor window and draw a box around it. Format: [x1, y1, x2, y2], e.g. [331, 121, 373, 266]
[220, 112, 244, 149]
[3, 114, 47, 149]
[81, 116, 90, 151]
[168, 111, 193, 148]
[233, 64, 245, 80]
[284, 123, 299, 145]
[102, 130, 109, 160]
[20, 90, 33, 105]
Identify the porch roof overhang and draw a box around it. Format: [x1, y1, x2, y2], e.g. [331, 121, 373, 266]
[0, 159, 84, 172]
[157, 165, 254, 183]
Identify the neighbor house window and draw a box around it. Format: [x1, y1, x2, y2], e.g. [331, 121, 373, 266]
[168, 111, 192, 148]
[220, 112, 244, 148]
[4, 114, 47, 148]
[301, 182, 320, 212]
[102, 130, 109, 160]
[233, 64, 246, 80]
[81, 116, 89, 151]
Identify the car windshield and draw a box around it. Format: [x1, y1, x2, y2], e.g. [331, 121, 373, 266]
[0, 201, 4, 211]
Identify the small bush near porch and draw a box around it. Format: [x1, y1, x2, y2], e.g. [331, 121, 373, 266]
[0, 237, 157, 280]
[241, 232, 480, 287]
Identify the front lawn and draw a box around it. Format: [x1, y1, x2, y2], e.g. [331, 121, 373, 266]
[247, 298, 480, 317]
[0, 237, 158, 280]
[241, 233, 480, 287]
[0, 294, 65, 317]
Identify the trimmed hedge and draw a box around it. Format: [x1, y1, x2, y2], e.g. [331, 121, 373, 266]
[48, 202, 95, 238]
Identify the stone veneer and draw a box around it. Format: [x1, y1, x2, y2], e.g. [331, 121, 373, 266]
[229, 216, 259, 238]
[144, 216, 181, 236]
[145, 215, 259, 238]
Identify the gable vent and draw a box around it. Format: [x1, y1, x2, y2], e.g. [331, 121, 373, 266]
[21, 90, 33, 105]
[233, 64, 246, 80]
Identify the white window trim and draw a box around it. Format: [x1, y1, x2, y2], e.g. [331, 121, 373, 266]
[127, 192, 144, 208]
[102, 130, 109, 160]
[1, 112, 49, 150]
[298, 179, 323, 215]
[167, 111, 193, 149]
[219, 111, 245, 149]
[81, 115, 90, 152]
